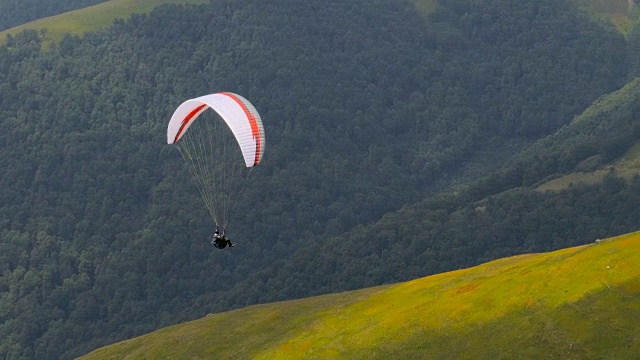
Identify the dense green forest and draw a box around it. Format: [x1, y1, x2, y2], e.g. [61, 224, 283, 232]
[0, 0, 109, 31]
[0, 0, 638, 358]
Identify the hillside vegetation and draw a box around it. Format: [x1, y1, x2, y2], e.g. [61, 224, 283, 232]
[536, 78, 640, 191]
[81, 232, 640, 359]
[0, 0, 638, 358]
[0, 0, 633, 41]
[0, 0, 207, 47]
[0, 0, 109, 32]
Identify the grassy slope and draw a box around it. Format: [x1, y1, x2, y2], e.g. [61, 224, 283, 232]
[537, 79, 640, 192]
[538, 144, 640, 192]
[80, 231, 640, 359]
[0, 0, 208, 48]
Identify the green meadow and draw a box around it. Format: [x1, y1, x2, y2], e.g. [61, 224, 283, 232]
[537, 79, 640, 192]
[0, 0, 208, 48]
[1, 0, 633, 50]
[80, 231, 640, 359]
[537, 144, 640, 192]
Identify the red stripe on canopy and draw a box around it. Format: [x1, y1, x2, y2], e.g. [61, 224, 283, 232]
[173, 104, 207, 144]
[219, 92, 262, 166]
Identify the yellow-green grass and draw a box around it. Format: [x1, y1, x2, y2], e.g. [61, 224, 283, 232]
[537, 144, 640, 192]
[0, 0, 208, 48]
[80, 231, 640, 359]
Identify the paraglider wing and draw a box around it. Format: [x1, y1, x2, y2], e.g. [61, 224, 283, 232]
[167, 92, 265, 228]
[167, 92, 265, 167]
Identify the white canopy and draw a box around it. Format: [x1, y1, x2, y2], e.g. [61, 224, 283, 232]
[167, 92, 265, 167]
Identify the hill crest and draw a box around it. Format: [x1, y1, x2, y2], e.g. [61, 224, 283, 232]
[0, 0, 634, 49]
[0, 0, 207, 48]
[81, 231, 640, 359]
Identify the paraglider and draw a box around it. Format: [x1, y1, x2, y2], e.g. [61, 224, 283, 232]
[211, 225, 233, 248]
[167, 92, 265, 248]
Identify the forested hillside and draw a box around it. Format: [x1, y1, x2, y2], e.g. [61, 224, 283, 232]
[0, 0, 109, 31]
[249, 79, 640, 293]
[0, 0, 638, 358]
